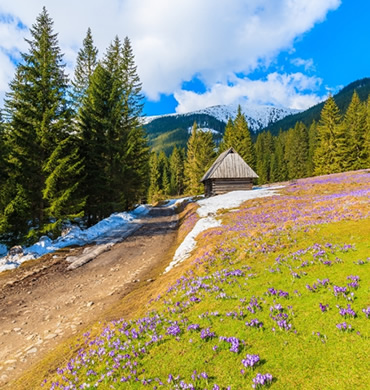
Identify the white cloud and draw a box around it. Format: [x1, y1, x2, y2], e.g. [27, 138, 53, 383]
[175, 72, 325, 112]
[0, 0, 341, 107]
[291, 58, 315, 72]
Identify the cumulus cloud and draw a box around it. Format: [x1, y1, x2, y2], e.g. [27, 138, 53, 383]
[0, 0, 341, 107]
[175, 73, 325, 112]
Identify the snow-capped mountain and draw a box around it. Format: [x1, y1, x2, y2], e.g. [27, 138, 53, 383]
[143, 103, 301, 133]
[192, 104, 301, 132]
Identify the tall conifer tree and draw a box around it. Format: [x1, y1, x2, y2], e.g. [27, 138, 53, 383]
[307, 121, 317, 176]
[233, 105, 256, 169]
[148, 152, 161, 204]
[185, 123, 216, 195]
[2, 7, 73, 242]
[78, 63, 112, 223]
[342, 91, 367, 169]
[169, 146, 185, 195]
[120, 37, 148, 207]
[365, 95, 370, 166]
[72, 27, 98, 108]
[255, 131, 274, 184]
[314, 96, 345, 175]
[284, 122, 308, 179]
[218, 117, 235, 153]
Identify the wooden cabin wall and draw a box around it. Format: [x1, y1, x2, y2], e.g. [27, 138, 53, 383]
[207, 178, 253, 195]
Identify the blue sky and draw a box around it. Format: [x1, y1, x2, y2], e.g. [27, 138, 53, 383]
[0, 1, 369, 116]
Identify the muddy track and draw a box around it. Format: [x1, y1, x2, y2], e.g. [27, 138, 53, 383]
[0, 206, 179, 387]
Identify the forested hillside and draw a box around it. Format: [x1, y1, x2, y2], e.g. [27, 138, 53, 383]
[262, 78, 370, 135]
[144, 113, 225, 154]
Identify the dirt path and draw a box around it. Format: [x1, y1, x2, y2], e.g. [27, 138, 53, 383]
[0, 206, 178, 387]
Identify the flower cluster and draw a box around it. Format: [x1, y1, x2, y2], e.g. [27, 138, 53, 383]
[362, 307, 370, 318]
[219, 336, 240, 353]
[347, 275, 360, 289]
[167, 323, 181, 336]
[339, 304, 356, 318]
[333, 285, 347, 297]
[187, 323, 200, 331]
[241, 354, 260, 368]
[266, 288, 289, 298]
[336, 322, 352, 331]
[270, 304, 292, 331]
[245, 318, 263, 328]
[200, 327, 216, 340]
[252, 373, 273, 388]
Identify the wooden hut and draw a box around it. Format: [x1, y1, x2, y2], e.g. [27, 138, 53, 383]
[200, 147, 258, 196]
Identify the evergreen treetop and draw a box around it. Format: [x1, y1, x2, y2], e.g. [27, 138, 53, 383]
[72, 27, 98, 107]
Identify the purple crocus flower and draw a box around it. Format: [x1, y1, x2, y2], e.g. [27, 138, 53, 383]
[242, 354, 260, 368]
[200, 327, 216, 340]
[252, 373, 273, 388]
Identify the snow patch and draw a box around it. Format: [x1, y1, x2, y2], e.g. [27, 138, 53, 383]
[187, 126, 221, 135]
[165, 186, 283, 273]
[165, 216, 221, 273]
[165, 197, 193, 208]
[0, 205, 151, 273]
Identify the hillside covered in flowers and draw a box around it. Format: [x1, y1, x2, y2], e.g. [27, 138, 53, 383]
[42, 170, 369, 390]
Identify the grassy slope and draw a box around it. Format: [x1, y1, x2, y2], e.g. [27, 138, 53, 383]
[35, 171, 370, 389]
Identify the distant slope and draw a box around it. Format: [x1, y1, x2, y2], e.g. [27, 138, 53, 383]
[262, 77, 370, 134]
[145, 113, 226, 154]
[144, 104, 299, 154]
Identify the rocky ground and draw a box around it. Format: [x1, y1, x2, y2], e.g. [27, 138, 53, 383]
[0, 206, 178, 387]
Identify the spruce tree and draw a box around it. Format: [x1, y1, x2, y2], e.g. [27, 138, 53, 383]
[169, 146, 185, 195]
[72, 27, 98, 108]
[284, 122, 308, 180]
[314, 96, 345, 175]
[342, 91, 367, 169]
[148, 152, 161, 204]
[158, 151, 170, 196]
[77, 63, 112, 223]
[42, 135, 85, 235]
[0, 114, 7, 210]
[255, 131, 274, 184]
[2, 7, 73, 242]
[124, 125, 149, 207]
[184, 123, 216, 195]
[307, 121, 317, 176]
[233, 105, 256, 169]
[121, 37, 148, 207]
[365, 95, 370, 167]
[274, 132, 288, 182]
[219, 117, 235, 153]
[77, 36, 148, 219]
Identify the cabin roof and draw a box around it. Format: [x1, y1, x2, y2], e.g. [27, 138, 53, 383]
[201, 147, 259, 182]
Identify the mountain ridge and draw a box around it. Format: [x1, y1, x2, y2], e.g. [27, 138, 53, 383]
[144, 77, 370, 154]
[144, 103, 300, 154]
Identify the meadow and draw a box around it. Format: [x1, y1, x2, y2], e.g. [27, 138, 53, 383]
[44, 170, 369, 389]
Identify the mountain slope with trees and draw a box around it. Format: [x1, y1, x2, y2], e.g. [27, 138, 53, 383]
[263, 78, 370, 135]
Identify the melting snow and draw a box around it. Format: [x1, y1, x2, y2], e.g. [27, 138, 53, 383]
[165, 186, 284, 273]
[0, 205, 150, 273]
